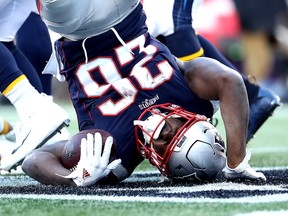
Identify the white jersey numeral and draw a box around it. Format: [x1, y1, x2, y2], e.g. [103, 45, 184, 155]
[75, 35, 174, 115]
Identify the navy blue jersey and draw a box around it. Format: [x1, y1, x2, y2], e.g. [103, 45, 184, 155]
[54, 4, 213, 176]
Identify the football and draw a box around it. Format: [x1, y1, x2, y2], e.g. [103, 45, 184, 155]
[60, 129, 116, 169]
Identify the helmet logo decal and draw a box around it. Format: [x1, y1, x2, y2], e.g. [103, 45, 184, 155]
[175, 165, 183, 171]
[176, 136, 186, 148]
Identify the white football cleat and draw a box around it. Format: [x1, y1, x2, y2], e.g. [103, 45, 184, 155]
[0, 136, 18, 161]
[44, 127, 70, 146]
[0, 134, 24, 174]
[4, 124, 70, 146]
[0, 101, 70, 171]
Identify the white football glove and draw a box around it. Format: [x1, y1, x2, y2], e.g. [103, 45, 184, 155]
[223, 149, 266, 181]
[57, 132, 121, 186]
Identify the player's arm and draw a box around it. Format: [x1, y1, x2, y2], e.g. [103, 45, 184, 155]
[178, 57, 248, 168]
[177, 57, 265, 181]
[22, 140, 76, 186]
[22, 133, 121, 186]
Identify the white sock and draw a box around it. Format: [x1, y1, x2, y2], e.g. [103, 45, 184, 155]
[4, 78, 47, 121]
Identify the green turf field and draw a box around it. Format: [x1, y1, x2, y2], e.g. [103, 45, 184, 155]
[0, 199, 288, 216]
[0, 102, 288, 216]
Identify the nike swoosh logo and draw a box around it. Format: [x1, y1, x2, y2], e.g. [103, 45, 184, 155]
[11, 130, 31, 154]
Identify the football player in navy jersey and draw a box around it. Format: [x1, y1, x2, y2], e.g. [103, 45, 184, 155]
[21, 0, 266, 186]
[141, 0, 281, 142]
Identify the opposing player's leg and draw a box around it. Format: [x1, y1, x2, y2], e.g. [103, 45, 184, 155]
[16, 12, 53, 95]
[0, 42, 70, 171]
[2, 41, 43, 93]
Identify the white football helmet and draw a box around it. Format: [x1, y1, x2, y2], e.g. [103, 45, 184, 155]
[134, 103, 226, 182]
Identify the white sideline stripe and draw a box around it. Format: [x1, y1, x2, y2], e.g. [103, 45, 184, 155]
[1, 193, 288, 203]
[236, 210, 288, 216]
[1, 169, 288, 203]
[257, 166, 288, 171]
[251, 147, 288, 153]
[161, 182, 288, 193]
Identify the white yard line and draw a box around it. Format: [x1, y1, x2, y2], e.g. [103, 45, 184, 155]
[1, 169, 288, 204]
[1, 193, 288, 203]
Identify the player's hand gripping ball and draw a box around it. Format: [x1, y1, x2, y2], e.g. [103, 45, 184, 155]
[61, 129, 116, 169]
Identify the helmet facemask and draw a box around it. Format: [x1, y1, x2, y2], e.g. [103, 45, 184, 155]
[134, 103, 226, 181]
